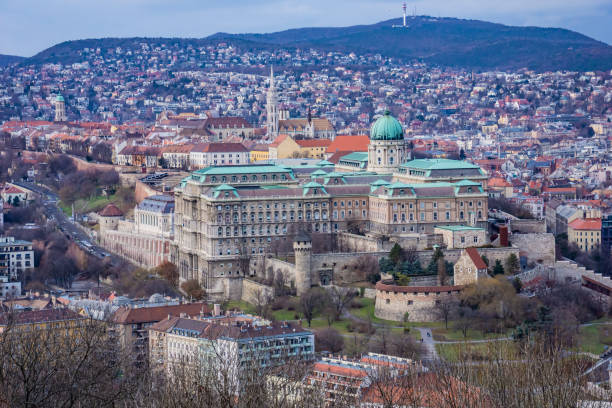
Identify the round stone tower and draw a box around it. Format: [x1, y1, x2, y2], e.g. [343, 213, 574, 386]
[98, 203, 123, 232]
[293, 230, 312, 296]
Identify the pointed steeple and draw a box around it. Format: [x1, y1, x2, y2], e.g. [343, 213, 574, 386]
[270, 65, 275, 90]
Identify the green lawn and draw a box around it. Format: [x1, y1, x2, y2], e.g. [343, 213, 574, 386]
[436, 340, 518, 363]
[225, 300, 257, 315]
[576, 324, 612, 355]
[59, 193, 122, 216]
[432, 326, 509, 342]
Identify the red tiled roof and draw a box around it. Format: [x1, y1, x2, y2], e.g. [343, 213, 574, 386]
[295, 139, 331, 148]
[205, 117, 251, 128]
[465, 247, 488, 270]
[269, 134, 290, 148]
[312, 362, 368, 378]
[111, 303, 210, 325]
[326, 135, 370, 153]
[376, 283, 463, 293]
[199, 142, 248, 153]
[568, 218, 601, 231]
[98, 203, 123, 217]
[0, 308, 86, 326]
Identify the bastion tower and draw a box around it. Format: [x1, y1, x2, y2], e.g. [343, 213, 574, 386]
[293, 230, 312, 296]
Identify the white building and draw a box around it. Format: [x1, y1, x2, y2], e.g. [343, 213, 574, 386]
[189, 143, 249, 169]
[0, 236, 34, 281]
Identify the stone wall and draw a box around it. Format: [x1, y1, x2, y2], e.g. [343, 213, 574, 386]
[135, 180, 159, 203]
[510, 233, 556, 266]
[336, 232, 386, 253]
[374, 283, 462, 322]
[509, 219, 546, 234]
[264, 257, 297, 286]
[241, 279, 274, 305]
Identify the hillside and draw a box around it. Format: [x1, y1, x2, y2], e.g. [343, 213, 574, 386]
[26, 16, 612, 71]
[0, 54, 25, 66]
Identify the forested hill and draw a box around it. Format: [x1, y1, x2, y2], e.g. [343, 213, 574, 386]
[26, 16, 612, 71]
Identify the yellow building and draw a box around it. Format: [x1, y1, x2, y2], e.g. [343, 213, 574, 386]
[268, 134, 300, 159]
[295, 139, 332, 159]
[0, 308, 89, 333]
[249, 144, 270, 162]
[568, 218, 601, 252]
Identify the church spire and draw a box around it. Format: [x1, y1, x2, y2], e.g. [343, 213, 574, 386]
[266, 65, 279, 138]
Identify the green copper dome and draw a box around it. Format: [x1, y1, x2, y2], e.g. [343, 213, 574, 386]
[56, 94, 64, 102]
[370, 110, 404, 141]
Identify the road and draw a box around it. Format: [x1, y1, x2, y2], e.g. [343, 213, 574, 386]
[14, 181, 125, 267]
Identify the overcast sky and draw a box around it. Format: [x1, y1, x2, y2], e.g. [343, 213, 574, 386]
[2, 0, 611, 57]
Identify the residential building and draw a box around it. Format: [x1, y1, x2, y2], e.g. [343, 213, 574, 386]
[1, 184, 29, 206]
[305, 354, 420, 405]
[248, 143, 270, 162]
[111, 302, 211, 360]
[0, 236, 34, 281]
[0, 308, 88, 333]
[268, 134, 300, 160]
[161, 144, 194, 169]
[568, 218, 602, 252]
[149, 314, 314, 382]
[189, 143, 249, 169]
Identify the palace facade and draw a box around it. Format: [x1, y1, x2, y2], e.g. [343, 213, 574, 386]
[172, 112, 489, 299]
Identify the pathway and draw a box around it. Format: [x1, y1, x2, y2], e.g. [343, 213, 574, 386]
[416, 327, 438, 360]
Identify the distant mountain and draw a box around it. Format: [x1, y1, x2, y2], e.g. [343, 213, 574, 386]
[26, 16, 612, 71]
[0, 54, 25, 66]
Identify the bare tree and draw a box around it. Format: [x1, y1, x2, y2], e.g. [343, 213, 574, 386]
[436, 298, 457, 330]
[299, 288, 323, 327]
[327, 286, 358, 321]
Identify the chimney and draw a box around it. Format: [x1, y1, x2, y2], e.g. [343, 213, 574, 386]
[499, 225, 509, 247]
[213, 303, 221, 317]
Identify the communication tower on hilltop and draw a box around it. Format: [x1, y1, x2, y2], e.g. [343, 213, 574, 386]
[392, 2, 409, 28]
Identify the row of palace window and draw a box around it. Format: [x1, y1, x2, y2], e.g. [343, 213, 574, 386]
[217, 222, 329, 239]
[216, 210, 330, 224]
[209, 173, 288, 183]
[215, 201, 328, 211]
[391, 210, 483, 223]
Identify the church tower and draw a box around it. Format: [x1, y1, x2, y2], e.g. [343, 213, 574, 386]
[266, 67, 279, 138]
[54, 94, 66, 122]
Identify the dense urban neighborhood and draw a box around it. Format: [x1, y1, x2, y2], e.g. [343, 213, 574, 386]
[1, 9, 612, 407]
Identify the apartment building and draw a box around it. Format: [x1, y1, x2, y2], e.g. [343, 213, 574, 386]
[0, 236, 34, 280]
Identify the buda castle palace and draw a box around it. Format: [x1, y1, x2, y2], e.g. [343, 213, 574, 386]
[172, 74, 489, 300]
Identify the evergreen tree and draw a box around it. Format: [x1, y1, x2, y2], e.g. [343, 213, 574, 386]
[493, 259, 505, 275]
[504, 253, 520, 275]
[389, 243, 403, 266]
[378, 257, 395, 274]
[459, 148, 466, 160]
